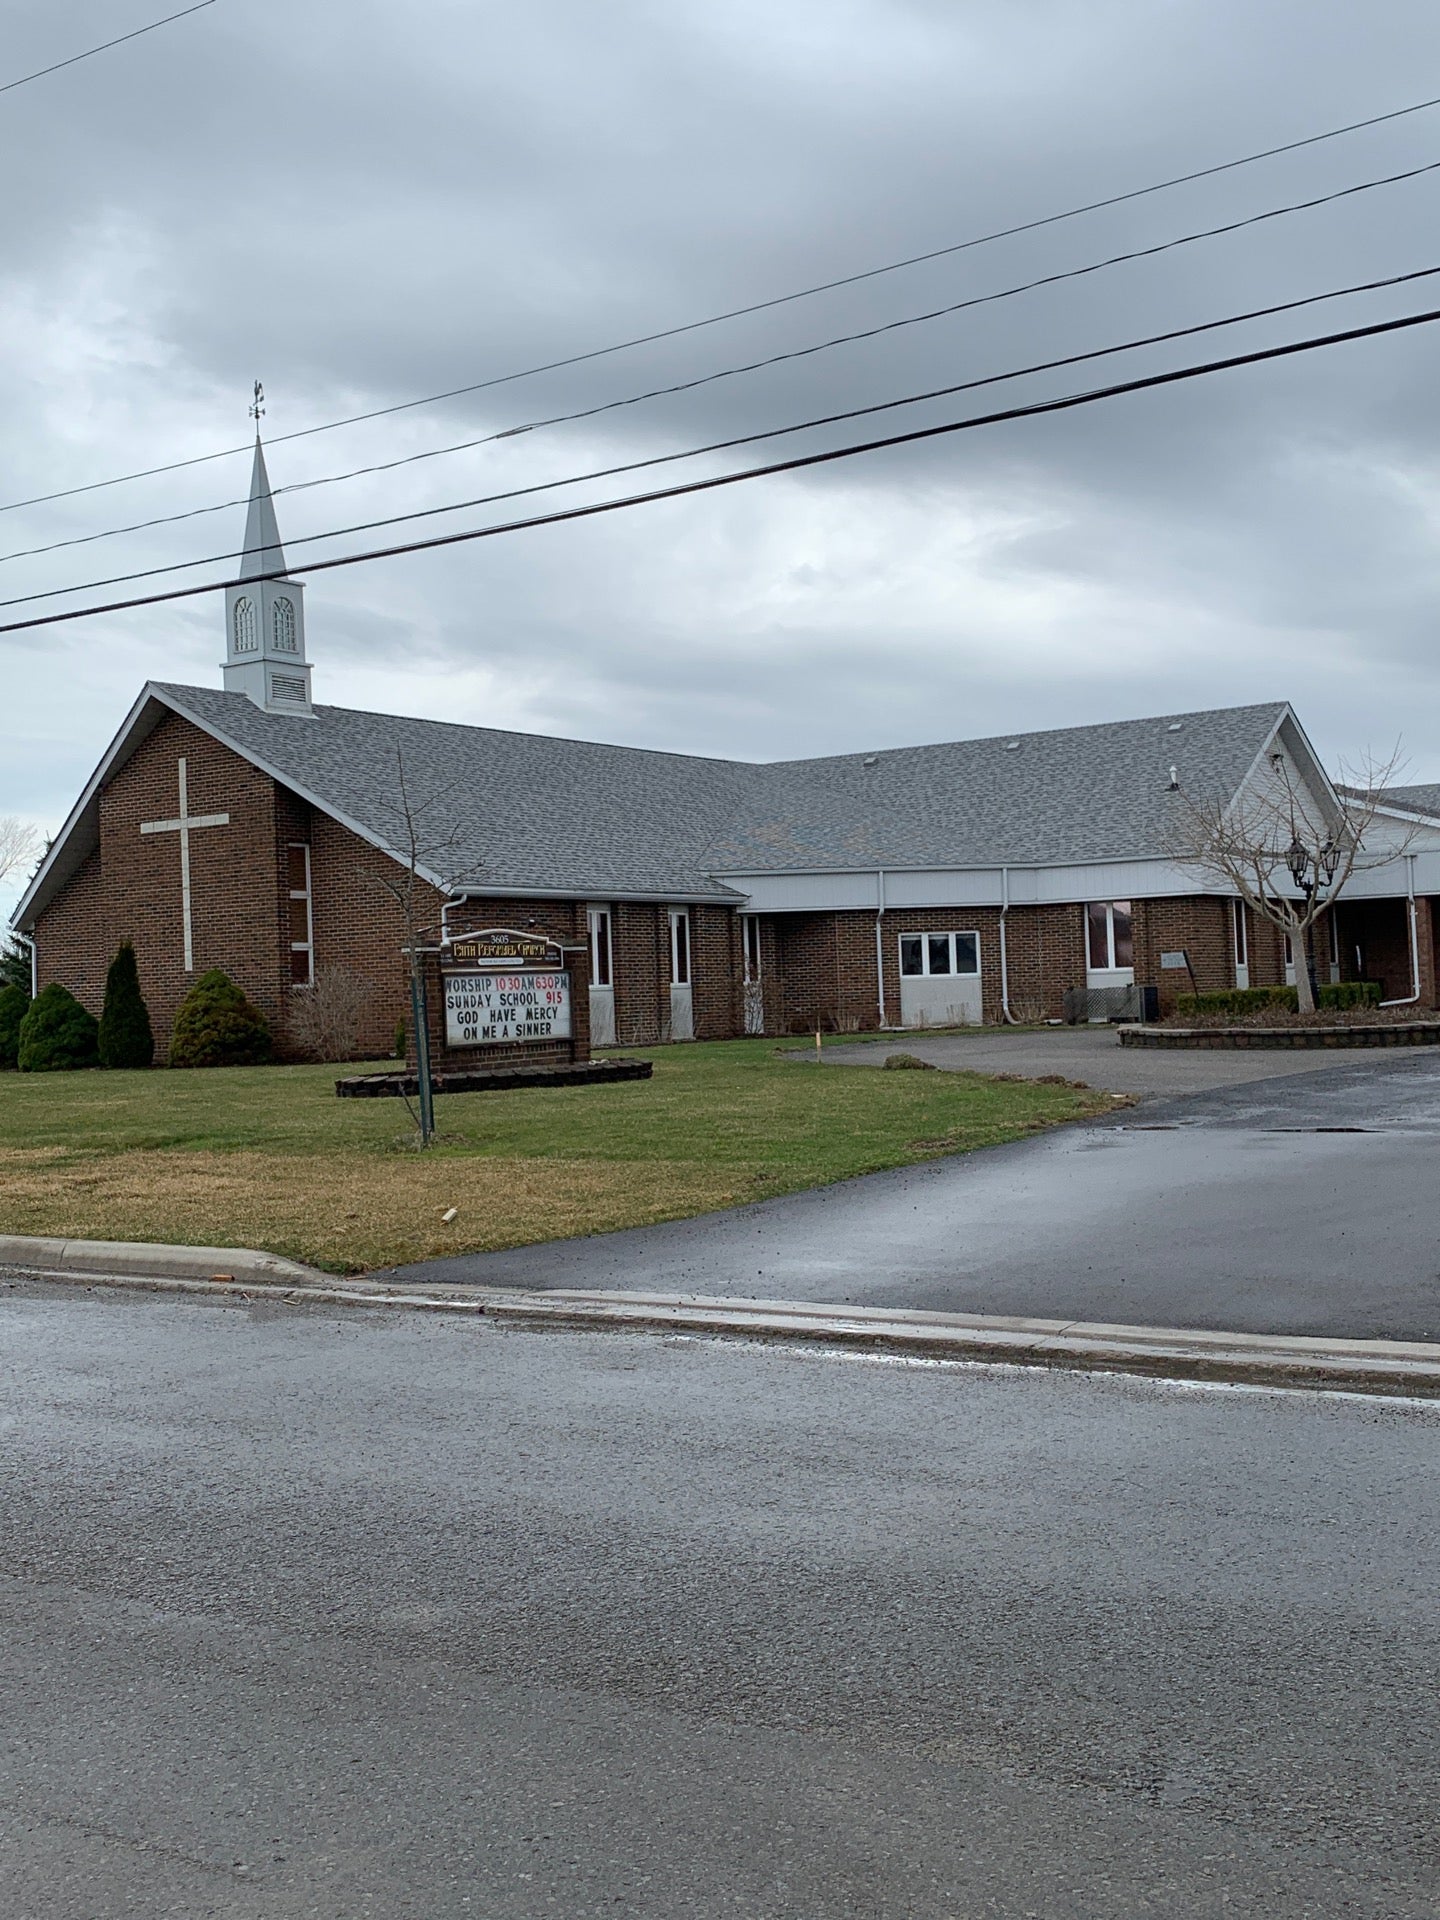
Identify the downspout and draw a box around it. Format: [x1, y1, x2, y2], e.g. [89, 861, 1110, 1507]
[999, 866, 1017, 1023]
[874, 868, 888, 1029]
[1380, 853, 1422, 1007]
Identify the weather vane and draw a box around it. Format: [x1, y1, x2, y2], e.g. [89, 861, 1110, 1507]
[250, 380, 265, 423]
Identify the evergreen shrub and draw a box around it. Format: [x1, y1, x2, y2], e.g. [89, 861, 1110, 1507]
[0, 934, 31, 993]
[1318, 980, 1382, 1010]
[169, 968, 272, 1068]
[16, 982, 99, 1071]
[1177, 981, 1382, 1018]
[1176, 986, 1297, 1017]
[97, 940, 154, 1069]
[0, 982, 30, 1068]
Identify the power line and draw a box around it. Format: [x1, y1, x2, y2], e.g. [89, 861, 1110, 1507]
[3, 298, 1438, 637]
[7, 82, 1440, 515]
[8, 261, 1437, 610]
[10, 153, 1440, 571]
[0, 1, 217, 98]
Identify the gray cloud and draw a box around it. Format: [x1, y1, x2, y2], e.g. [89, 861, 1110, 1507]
[6, 0, 1440, 914]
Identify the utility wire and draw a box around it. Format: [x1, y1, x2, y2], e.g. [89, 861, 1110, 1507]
[0, 1, 217, 98]
[7, 81, 1440, 514]
[9, 153, 1440, 570]
[3, 299, 1439, 637]
[5, 261, 1438, 610]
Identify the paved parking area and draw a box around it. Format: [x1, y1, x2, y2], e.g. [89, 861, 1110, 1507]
[386, 1050, 1440, 1342]
[811, 1024, 1390, 1095]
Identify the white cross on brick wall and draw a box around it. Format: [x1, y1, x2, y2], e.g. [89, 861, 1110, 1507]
[139, 758, 230, 973]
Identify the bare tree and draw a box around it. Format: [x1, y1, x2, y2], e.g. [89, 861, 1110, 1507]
[1170, 744, 1413, 1014]
[288, 966, 374, 1063]
[0, 817, 39, 888]
[367, 749, 468, 1144]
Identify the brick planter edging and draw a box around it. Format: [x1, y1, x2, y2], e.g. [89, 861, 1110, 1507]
[336, 1059, 654, 1097]
[1118, 1022, 1440, 1050]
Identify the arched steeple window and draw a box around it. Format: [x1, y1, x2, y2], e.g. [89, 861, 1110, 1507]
[232, 596, 257, 653]
[272, 596, 297, 653]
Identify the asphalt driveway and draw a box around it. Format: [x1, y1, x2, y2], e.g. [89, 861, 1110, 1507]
[382, 1047, 1440, 1343]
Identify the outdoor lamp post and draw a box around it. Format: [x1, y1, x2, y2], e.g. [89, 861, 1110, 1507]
[1286, 836, 1338, 1001]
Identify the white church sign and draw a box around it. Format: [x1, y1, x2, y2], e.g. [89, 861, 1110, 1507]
[443, 971, 572, 1047]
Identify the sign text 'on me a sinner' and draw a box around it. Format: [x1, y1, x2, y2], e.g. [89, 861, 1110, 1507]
[444, 971, 572, 1047]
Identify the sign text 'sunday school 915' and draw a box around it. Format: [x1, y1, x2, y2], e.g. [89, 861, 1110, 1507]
[444, 971, 572, 1047]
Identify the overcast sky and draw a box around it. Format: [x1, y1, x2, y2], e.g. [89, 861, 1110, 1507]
[6, 0, 1440, 914]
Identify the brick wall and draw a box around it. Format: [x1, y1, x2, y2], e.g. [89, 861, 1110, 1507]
[33, 847, 106, 1005]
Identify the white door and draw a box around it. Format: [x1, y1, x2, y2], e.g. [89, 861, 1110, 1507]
[742, 914, 764, 1035]
[587, 905, 615, 1046]
[668, 909, 694, 1041]
[898, 931, 983, 1027]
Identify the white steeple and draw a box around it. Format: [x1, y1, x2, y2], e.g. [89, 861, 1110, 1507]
[222, 386, 312, 715]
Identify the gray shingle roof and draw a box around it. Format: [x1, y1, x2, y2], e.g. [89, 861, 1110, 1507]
[1374, 783, 1440, 820]
[159, 684, 754, 899]
[159, 685, 1288, 889]
[708, 702, 1288, 870]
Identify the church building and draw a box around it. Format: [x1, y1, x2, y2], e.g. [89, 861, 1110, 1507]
[13, 435, 1440, 1064]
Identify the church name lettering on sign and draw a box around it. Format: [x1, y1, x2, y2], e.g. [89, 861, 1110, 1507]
[447, 930, 562, 968]
[444, 972, 571, 1047]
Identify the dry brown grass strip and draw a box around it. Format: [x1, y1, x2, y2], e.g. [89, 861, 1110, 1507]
[0, 1148, 745, 1273]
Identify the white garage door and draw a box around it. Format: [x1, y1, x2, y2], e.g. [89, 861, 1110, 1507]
[898, 930, 983, 1028]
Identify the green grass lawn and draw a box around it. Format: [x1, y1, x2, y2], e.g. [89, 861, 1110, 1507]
[0, 1039, 1112, 1272]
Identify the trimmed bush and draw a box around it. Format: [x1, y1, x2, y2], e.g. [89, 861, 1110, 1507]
[1176, 985, 1297, 1017]
[0, 982, 30, 1069]
[169, 968, 272, 1068]
[1318, 980, 1382, 1010]
[97, 941, 154, 1070]
[1178, 981, 1382, 1019]
[883, 1052, 936, 1070]
[17, 982, 99, 1071]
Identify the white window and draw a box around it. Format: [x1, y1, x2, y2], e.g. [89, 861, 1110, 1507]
[899, 931, 980, 977]
[1328, 912, 1340, 974]
[1086, 900, 1134, 973]
[742, 914, 762, 984]
[287, 844, 313, 985]
[232, 595, 257, 653]
[272, 596, 298, 653]
[669, 909, 691, 986]
[1232, 900, 1248, 968]
[587, 906, 613, 988]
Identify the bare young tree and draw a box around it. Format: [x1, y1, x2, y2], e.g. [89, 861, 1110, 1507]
[0, 816, 39, 888]
[288, 966, 374, 1063]
[367, 749, 468, 1144]
[1170, 743, 1413, 1014]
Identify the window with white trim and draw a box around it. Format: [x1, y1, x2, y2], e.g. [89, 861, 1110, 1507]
[587, 906, 613, 988]
[1232, 899, 1248, 969]
[287, 844, 313, 985]
[899, 931, 980, 977]
[669, 909, 691, 986]
[1086, 900, 1134, 971]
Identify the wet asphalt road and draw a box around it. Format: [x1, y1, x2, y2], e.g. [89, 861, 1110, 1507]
[3, 1282, 1438, 1918]
[386, 1052, 1440, 1340]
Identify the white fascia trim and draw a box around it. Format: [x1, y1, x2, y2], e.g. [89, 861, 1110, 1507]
[713, 851, 1198, 879]
[9, 683, 166, 930]
[446, 885, 743, 905]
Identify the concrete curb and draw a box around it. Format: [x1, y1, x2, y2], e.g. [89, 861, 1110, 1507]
[3, 1248, 1440, 1398]
[0, 1234, 323, 1287]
